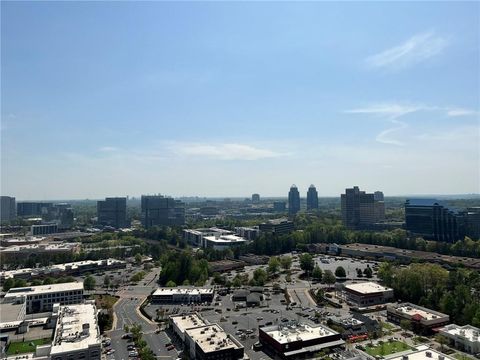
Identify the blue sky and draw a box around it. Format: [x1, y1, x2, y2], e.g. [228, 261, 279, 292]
[2, 1, 479, 200]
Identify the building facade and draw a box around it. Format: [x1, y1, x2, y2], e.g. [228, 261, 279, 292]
[439, 324, 480, 354]
[341, 187, 384, 229]
[288, 185, 300, 215]
[31, 223, 59, 235]
[152, 288, 214, 304]
[5, 282, 84, 314]
[141, 195, 185, 228]
[251, 194, 260, 204]
[306, 185, 319, 210]
[273, 201, 286, 212]
[17, 202, 53, 217]
[344, 282, 394, 307]
[97, 197, 127, 228]
[387, 302, 450, 335]
[405, 199, 464, 242]
[259, 219, 294, 235]
[0, 196, 16, 222]
[259, 322, 344, 359]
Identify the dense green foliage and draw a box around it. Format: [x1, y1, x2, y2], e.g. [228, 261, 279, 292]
[378, 263, 480, 326]
[158, 250, 209, 286]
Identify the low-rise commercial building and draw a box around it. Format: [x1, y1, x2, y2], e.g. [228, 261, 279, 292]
[0, 258, 126, 282]
[0, 243, 79, 260]
[235, 227, 260, 240]
[183, 228, 234, 247]
[203, 234, 248, 250]
[151, 288, 214, 304]
[31, 223, 58, 236]
[386, 348, 455, 360]
[184, 323, 244, 360]
[49, 302, 101, 360]
[439, 324, 480, 354]
[259, 322, 344, 359]
[259, 219, 294, 235]
[344, 282, 394, 307]
[170, 313, 207, 342]
[387, 303, 449, 334]
[5, 282, 84, 314]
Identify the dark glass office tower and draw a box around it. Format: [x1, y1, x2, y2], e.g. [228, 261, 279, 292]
[306, 185, 319, 210]
[97, 197, 127, 228]
[288, 185, 300, 215]
[405, 199, 464, 242]
[141, 195, 185, 228]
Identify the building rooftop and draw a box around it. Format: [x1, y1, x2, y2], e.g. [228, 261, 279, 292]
[263, 323, 338, 344]
[170, 313, 206, 334]
[386, 348, 455, 360]
[5, 282, 84, 299]
[440, 324, 480, 342]
[0, 243, 77, 253]
[203, 235, 247, 244]
[186, 324, 242, 354]
[50, 303, 101, 355]
[345, 282, 393, 295]
[152, 287, 213, 296]
[389, 303, 448, 321]
[0, 301, 26, 325]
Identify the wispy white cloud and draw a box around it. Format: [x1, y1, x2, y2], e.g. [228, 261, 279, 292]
[445, 108, 478, 117]
[375, 119, 408, 146]
[169, 142, 284, 160]
[366, 31, 449, 70]
[345, 103, 424, 119]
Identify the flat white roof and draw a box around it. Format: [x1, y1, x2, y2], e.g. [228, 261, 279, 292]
[0, 243, 77, 253]
[391, 303, 448, 321]
[387, 348, 454, 360]
[170, 313, 206, 334]
[5, 282, 83, 298]
[345, 282, 392, 295]
[204, 235, 247, 244]
[153, 287, 213, 296]
[441, 324, 480, 342]
[186, 324, 241, 353]
[264, 323, 338, 344]
[50, 303, 101, 355]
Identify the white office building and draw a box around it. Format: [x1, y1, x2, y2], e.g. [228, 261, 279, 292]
[439, 324, 480, 354]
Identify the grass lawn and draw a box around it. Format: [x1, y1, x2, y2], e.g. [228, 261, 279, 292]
[365, 341, 411, 357]
[6, 338, 51, 355]
[381, 321, 396, 330]
[94, 294, 119, 310]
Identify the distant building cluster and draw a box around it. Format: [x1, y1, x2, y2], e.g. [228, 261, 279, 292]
[141, 195, 185, 228]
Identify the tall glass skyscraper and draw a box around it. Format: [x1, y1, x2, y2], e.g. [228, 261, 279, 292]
[288, 185, 300, 215]
[307, 185, 319, 210]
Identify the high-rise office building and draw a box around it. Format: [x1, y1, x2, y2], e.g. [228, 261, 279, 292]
[17, 202, 53, 217]
[252, 194, 260, 204]
[405, 199, 465, 242]
[374, 191, 384, 201]
[42, 203, 74, 230]
[288, 185, 300, 215]
[341, 186, 384, 229]
[306, 185, 319, 210]
[465, 207, 480, 240]
[0, 196, 16, 222]
[141, 195, 185, 228]
[97, 197, 127, 228]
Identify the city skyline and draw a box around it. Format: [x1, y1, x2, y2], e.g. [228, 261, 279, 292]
[2, 1, 479, 199]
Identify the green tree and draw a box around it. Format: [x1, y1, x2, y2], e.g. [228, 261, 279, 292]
[252, 268, 268, 286]
[268, 257, 280, 274]
[2, 278, 14, 292]
[312, 265, 322, 281]
[135, 253, 142, 264]
[166, 280, 176, 287]
[364, 266, 373, 278]
[356, 268, 363, 277]
[103, 275, 111, 288]
[279, 256, 292, 270]
[400, 319, 412, 335]
[84, 275, 96, 291]
[323, 270, 336, 285]
[435, 334, 448, 351]
[299, 253, 314, 273]
[335, 266, 346, 278]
